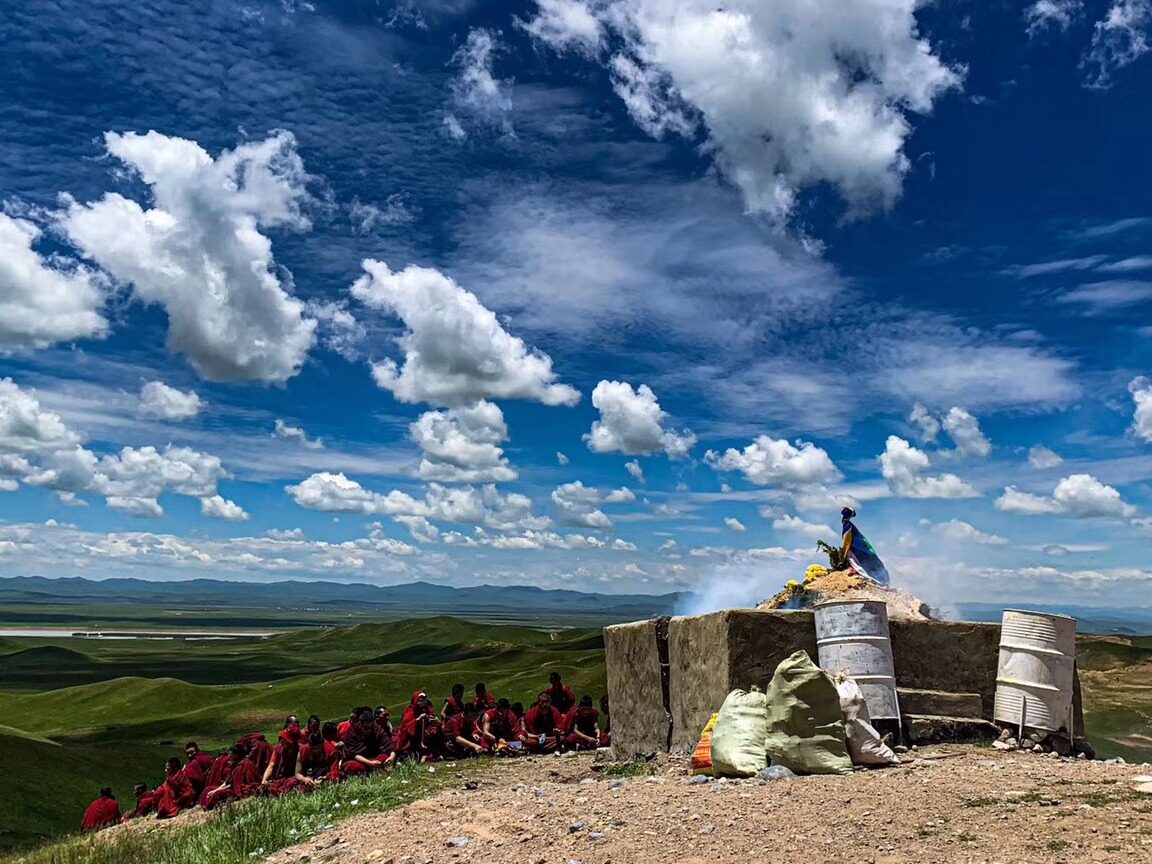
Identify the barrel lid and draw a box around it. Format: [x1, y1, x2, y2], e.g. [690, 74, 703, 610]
[813, 599, 888, 609]
[1003, 608, 1077, 622]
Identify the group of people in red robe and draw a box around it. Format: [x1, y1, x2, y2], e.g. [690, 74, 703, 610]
[79, 673, 611, 833]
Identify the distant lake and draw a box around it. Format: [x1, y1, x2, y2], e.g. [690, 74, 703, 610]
[0, 627, 279, 640]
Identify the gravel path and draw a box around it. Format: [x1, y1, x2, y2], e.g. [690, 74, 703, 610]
[268, 749, 1152, 864]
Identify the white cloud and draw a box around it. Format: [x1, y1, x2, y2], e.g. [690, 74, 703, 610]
[393, 514, 441, 544]
[62, 131, 316, 383]
[771, 513, 834, 539]
[584, 380, 695, 458]
[519, 0, 604, 56]
[996, 473, 1137, 518]
[0, 213, 107, 347]
[879, 435, 978, 499]
[106, 496, 164, 518]
[551, 480, 612, 529]
[556, 451, 570, 465]
[449, 29, 513, 136]
[625, 460, 644, 483]
[351, 259, 579, 407]
[274, 419, 325, 450]
[604, 486, 636, 504]
[908, 403, 940, 443]
[201, 494, 250, 521]
[0, 379, 83, 454]
[410, 400, 517, 483]
[706, 435, 841, 487]
[286, 472, 424, 516]
[524, 0, 959, 222]
[1026, 0, 1083, 35]
[1129, 376, 1152, 442]
[941, 407, 992, 457]
[1028, 445, 1064, 469]
[1083, 0, 1152, 88]
[921, 518, 1008, 546]
[349, 194, 417, 233]
[723, 517, 746, 532]
[266, 528, 305, 540]
[138, 381, 201, 421]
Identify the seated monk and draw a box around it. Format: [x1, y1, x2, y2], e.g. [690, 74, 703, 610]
[442, 683, 466, 719]
[337, 707, 367, 740]
[523, 691, 564, 753]
[183, 741, 215, 796]
[305, 714, 322, 739]
[201, 744, 258, 810]
[237, 732, 272, 778]
[122, 783, 157, 821]
[374, 705, 394, 739]
[443, 703, 485, 757]
[261, 717, 303, 796]
[547, 671, 576, 714]
[341, 708, 395, 775]
[156, 757, 198, 819]
[564, 696, 601, 751]
[480, 698, 522, 754]
[471, 682, 496, 712]
[599, 695, 611, 747]
[295, 730, 341, 788]
[80, 787, 121, 832]
[394, 691, 441, 762]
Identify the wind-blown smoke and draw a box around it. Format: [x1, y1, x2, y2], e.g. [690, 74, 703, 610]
[674, 561, 797, 616]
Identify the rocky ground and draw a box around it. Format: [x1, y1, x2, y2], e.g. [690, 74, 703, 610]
[266, 748, 1152, 864]
[758, 570, 933, 620]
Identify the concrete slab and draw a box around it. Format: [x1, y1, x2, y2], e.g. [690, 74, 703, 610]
[889, 620, 1001, 719]
[898, 688, 984, 718]
[604, 618, 668, 758]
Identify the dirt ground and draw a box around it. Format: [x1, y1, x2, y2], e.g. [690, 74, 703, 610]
[266, 748, 1152, 864]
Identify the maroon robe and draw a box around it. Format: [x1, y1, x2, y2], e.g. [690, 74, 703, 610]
[80, 796, 121, 832]
[200, 755, 258, 810]
[156, 769, 197, 819]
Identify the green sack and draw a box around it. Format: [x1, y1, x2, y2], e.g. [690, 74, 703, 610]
[710, 687, 769, 777]
[764, 650, 852, 776]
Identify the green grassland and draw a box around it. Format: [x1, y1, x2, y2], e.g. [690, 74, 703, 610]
[0, 618, 607, 851]
[1076, 634, 1152, 764]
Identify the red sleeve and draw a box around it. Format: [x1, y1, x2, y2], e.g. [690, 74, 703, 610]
[80, 801, 102, 832]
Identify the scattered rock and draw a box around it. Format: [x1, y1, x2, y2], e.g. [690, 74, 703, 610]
[589, 833, 605, 843]
[757, 766, 796, 782]
[446, 837, 469, 848]
[685, 775, 711, 785]
[569, 822, 586, 834]
[607, 780, 625, 790]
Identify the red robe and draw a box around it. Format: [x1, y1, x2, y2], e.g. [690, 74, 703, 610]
[481, 707, 520, 748]
[443, 714, 481, 756]
[442, 695, 466, 718]
[394, 693, 437, 754]
[124, 790, 158, 821]
[297, 741, 340, 783]
[336, 720, 353, 738]
[237, 733, 272, 778]
[564, 707, 601, 748]
[471, 693, 496, 712]
[156, 769, 197, 819]
[183, 752, 215, 795]
[263, 731, 302, 796]
[547, 683, 577, 713]
[200, 756, 258, 810]
[341, 723, 391, 775]
[81, 797, 121, 832]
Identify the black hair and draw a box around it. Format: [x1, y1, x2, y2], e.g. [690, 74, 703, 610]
[185, 741, 198, 750]
[452, 683, 465, 697]
[475, 682, 487, 694]
[322, 721, 339, 740]
[356, 708, 374, 724]
[100, 786, 114, 798]
[497, 697, 510, 710]
[308, 731, 323, 747]
[230, 743, 247, 758]
[284, 714, 298, 728]
[307, 714, 321, 726]
[580, 695, 594, 707]
[166, 756, 183, 770]
[375, 705, 388, 714]
[511, 701, 525, 717]
[549, 670, 561, 682]
[134, 783, 148, 794]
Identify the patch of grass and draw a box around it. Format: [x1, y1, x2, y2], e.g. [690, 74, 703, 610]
[1, 760, 461, 864]
[599, 761, 651, 778]
[956, 831, 977, 843]
[963, 792, 1043, 808]
[1046, 839, 1071, 852]
[1078, 789, 1143, 807]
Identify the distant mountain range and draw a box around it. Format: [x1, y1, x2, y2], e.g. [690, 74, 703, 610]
[955, 602, 1152, 636]
[0, 575, 689, 622]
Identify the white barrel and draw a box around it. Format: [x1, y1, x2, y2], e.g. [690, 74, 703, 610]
[994, 610, 1076, 734]
[814, 600, 900, 721]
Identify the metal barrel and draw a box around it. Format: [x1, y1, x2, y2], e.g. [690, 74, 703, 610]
[993, 609, 1077, 735]
[814, 600, 900, 721]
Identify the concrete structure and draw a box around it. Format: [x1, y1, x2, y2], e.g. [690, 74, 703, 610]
[605, 608, 1078, 756]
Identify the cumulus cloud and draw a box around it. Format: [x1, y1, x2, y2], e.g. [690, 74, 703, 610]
[1083, 0, 1152, 88]
[706, 435, 841, 487]
[0, 214, 107, 347]
[723, 517, 746, 532]
[1129, 376, 1152, 442]
[449, 29, 513, 136]
[106, 496, 164, 518]
[551, 480, 612, 529]
[879, 435, 978, 498]
[908, 403, 940, 443]
[556, 451, 570, 465]
[625, 460, 644, 483]
[201, 494, 250, 521]
[61, 131, 316, 383]
[0, 379, 82, 453]
[921, 518, 1008, 546]
[771, 513, 835, 539]
[1028, 445, 1064, 469]
[410, 400, 517, 483]
[523, 0, 959, 222]
[351, 259, 579, 407]
[274, 419, 324, 450]
[1026, 0, 1083, 35]
[584, 380, 695, 458]
[941, 407, 992, 457]
[604, 486, 636, 504]
[996, 473, 1137, 518]
[138, 381, 201, 421]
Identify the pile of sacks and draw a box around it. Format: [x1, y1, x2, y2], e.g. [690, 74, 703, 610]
[691, 650, 900, 778]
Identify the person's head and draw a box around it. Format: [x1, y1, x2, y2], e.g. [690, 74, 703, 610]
[413, 690, 429, 709]
[536, 690, 552, 709]
[497, 697, 510, 711]
[230, 743, 247, 761]
[841, 506, 856, 519]
[600, 694, 609, 713]
[308, 731, 323, 748]
[306, 714, 321, 730]
[133, 783, 148, 798]
[475, 682, 487, 697]
[99, 786, 114, 799]
[578, 695, 594, 713]
[166, 756, 182, 774]
[452, 683, 465, 700]
[511, 701, 525, 718]
[356, 708, 374, 728]
[348, 708, 359, 721]
[284, 714, 299, 729]
[462, 702, 476, 720]
[184, 741, 200, 759]
[375, 705, 390, 722]
[549, 671, 562, 687]
[322, 721, 339, 741]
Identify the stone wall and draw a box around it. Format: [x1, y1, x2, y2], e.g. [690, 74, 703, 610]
[603, 618, 668, 758]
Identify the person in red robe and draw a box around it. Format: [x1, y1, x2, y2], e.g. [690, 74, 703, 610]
[201, 745, 259, 810]
[156, 757, 198, 819]
[443, 703, 485, 757]
[261, 718, 303, 796]
[480, 698, 522, 754]
[337, 707, 367, 740]
[305, 714, 322, 739]
[547, 671, 576, 714]
[183, 741, 215, 796]
[472, 682, 496, 712]
[295, 730, 341, 787]
[395, 691, 441, 761]
[237, 732, 272, 778]
[442, 683, 466, 719]
[599, 694, 611, 747]
[563, 696, 602, 750]
[341, 708, 395, 775]
[523, 691, 564, 753]
[80, 787, 121, 832]
[122, 783, 157, 821]
[374, 705, 394, 739]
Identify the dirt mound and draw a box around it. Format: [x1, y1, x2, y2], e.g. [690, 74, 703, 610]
[758, 570, 934, 620]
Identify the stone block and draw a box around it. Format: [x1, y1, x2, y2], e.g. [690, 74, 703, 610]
[604, 618, 668, 758]
[889, 619, 1001, 719]
[897, 688, 984, 718]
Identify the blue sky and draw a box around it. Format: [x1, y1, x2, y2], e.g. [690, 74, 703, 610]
[1, 0, 1151, 612]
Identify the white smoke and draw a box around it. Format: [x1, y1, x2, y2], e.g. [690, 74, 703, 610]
[674, 561, 798, 616]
